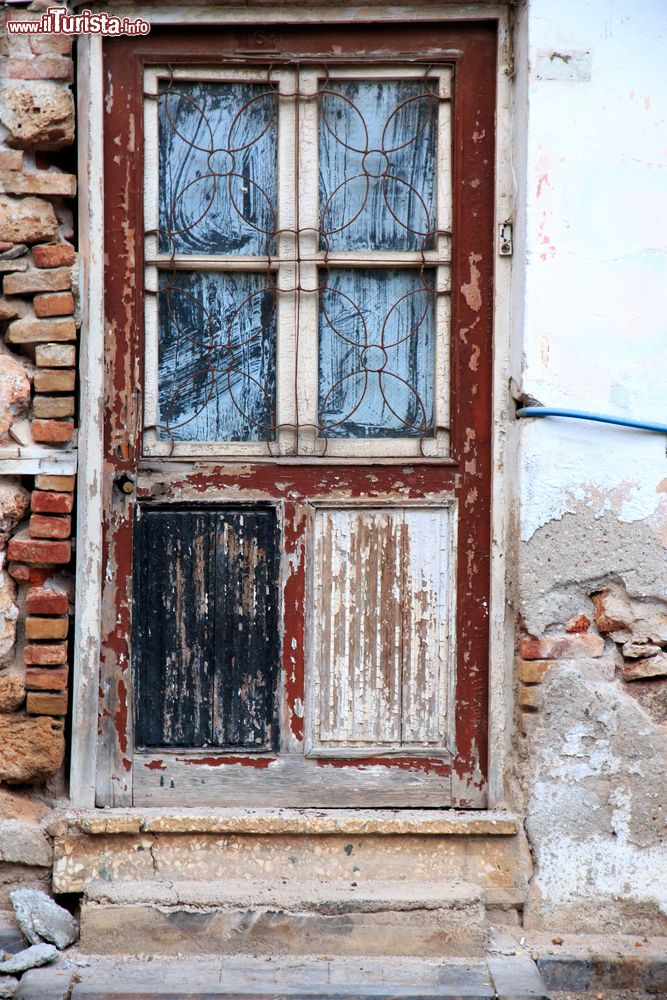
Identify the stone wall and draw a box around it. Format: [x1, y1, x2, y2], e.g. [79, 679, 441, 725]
[0, 4, 76, 790]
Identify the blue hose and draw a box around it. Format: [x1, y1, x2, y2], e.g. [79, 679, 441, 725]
[516, 406, 667, 435]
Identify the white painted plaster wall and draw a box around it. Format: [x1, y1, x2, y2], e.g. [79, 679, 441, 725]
[520, 0, 667, 543]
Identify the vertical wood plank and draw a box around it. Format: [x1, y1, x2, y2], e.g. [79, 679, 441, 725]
[213, 510, 279, 749]
[401, 507, 450, 744]
[313, 507, 402, 746]
[134, 509, 215, 747]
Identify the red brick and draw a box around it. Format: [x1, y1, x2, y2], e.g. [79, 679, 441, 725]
[34, 475, 75, 493]
[6, 58, 73, 82]
[519, 686, 542, 710]
[8, 536, 71, 565]
[31, 491, 73, 514]
[6, 316, 76, 344]
[32, 419, 74, 444]
[34, 345, 75, 368]
[26, 691, 68, 716]
[25, 666, 69, 692]
[26, 587, 69, 616]
[0, 171, 76, 198]
[33, 292, 74, 318]
[25, 642, 67, 666]
[33, 396, 75, 419]
[28, 567, 52, 586]
[29, 514, 71, 540]
[519, 634, 605, 661]
[29, 34, 72, 57]
[25, 617, 68, 641]
[34, 370, 76, 393]
[517, 659, 551, 684]
[32, 243, 75, 269]
[566, 614, 591, 634]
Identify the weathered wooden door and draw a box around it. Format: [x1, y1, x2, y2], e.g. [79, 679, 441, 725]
[99, 23, 496, 807]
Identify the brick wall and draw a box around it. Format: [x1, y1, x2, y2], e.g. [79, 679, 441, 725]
[0, 5, 76, 785]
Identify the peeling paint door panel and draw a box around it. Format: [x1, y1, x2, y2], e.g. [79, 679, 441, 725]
[101, 23, 496, 808]
[133, 507, 278, 751]
[309, 505, 453, 752]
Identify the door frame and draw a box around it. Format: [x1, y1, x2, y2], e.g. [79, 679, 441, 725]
[71, 2, 517, 810]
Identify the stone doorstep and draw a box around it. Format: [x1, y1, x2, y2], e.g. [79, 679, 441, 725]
[47, 808, 522, 838]
[18, 956, 550, 1000]
[78, 879, 487, 959]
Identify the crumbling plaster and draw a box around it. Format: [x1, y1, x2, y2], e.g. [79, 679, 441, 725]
[515, 0, 667, 934]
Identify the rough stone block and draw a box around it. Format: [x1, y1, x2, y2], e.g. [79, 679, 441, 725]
[519, 634, 605, 660]
[0, 355, 30, 438]
[25, 617, 68, 641]
[0, 712, 64, 783]
[0, 85, 74, 151]
[4, 267, 71, 296]
[0, 975, 17, 997]
[31, 419, 74, 444]
[0, 171, 76, 198]
[7, 563, 29, 582]
[0, 151, 23, 171]
[7, 533, 71, 565]
[25, 666, 68, 692]
[9, 417, 33, 447]
[0, 197, 57, 246]
[31, 243, 75, 269]
[0, 671, 25, 713]
[31, 491, 73, 514]
[0, 943, 57, 975]
[6, 316, 76, 344]
[29, 515, 71, 540]
[33, 370, 75, 393]
[32, 396, 75, 419]
[622, 652, 667, 681]
[32, 292, 74, 319]
[0, 570, 18, 659]
[0, 296, 28, 321]
[0, 822, 52, 868]
[592, 589, 633, 635]
[24, 643, 67, 666]
[34, 345, 75, 368]
[34, 475, 75, 493]
[11, 889, 79, 950]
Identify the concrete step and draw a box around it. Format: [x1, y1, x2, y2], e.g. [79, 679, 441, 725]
[50, 809, 529, 909]
[79, 878, 487, 957]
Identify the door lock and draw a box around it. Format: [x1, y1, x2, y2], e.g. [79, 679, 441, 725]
[114, 473, 135, 495]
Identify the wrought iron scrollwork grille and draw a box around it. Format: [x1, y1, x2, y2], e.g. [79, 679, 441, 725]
[143, 64, 452, 456]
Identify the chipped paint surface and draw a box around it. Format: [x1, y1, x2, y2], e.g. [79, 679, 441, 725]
[310, 505, 452, 749]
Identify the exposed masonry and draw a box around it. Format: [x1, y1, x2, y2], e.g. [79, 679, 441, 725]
[0, 6, 76, 785]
